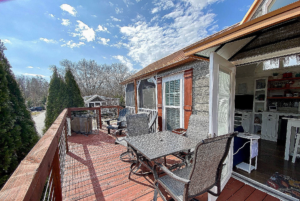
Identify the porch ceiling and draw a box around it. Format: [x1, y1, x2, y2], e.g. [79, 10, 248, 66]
[183, 1, 300, 60]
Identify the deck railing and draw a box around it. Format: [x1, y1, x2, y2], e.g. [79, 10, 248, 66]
[0, 106, 123, 201]
[138, 108, 158, 133]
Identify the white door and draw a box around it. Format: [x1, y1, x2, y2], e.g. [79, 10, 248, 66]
[162, 73, 184, 131]
[208, 52, 236, 201]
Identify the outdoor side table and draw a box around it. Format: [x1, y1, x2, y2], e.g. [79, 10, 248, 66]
[234, 133, 260, 173]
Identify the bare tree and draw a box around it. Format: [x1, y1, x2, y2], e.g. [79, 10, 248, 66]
[57, 59, 133, 102]
[16, 75, 49, 107]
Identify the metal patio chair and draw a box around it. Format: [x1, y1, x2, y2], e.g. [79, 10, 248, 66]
[105, 108, 130, 135]
[154, 132, 237, 201]
[173, 114, 209, 163]
[117, 112, 157, 163]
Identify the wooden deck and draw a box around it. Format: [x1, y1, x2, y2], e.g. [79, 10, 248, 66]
[62, 129, 279, 201]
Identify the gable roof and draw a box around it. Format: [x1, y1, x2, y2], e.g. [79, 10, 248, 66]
[240, 0, 263, 24]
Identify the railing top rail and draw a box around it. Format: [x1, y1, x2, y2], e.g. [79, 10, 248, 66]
[0, 109, 68, 201]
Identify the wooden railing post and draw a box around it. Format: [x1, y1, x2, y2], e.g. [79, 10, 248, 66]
[99, 107, 102, 129]
[52, 148, 62, 201]
[64, 119, 69, 153]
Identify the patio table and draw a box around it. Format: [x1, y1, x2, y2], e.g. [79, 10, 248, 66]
[125, 131, 198, 201]
[125, 130, 198, 161]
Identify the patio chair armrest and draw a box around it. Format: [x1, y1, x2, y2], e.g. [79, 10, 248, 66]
[105, 119, 117, 125]
[156, 163, 190, 184]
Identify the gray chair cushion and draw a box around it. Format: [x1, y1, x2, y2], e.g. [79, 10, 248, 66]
[158, 166, 192, 201]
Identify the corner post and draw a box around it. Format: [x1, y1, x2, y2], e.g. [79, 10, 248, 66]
[99, 107, 102, 129]
[134, 79, 138, 114]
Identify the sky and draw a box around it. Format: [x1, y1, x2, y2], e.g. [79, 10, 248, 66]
[0, 0, 254, 80]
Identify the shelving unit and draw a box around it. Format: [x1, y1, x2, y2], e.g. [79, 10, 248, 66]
[267, 97, 300, 99]
[268, 87, 300, 91]
[268, 77, 300, 82]
[252, 78, 268, 134]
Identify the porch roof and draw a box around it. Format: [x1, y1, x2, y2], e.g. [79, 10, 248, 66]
[183, 1, 300, 58]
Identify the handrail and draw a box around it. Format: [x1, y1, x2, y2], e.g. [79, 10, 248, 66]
[0, 109, 68, 201]
[0, 105, 124, 201]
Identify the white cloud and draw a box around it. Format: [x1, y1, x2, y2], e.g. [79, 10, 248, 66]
[23, 73, 47, 77]
[113, 55, 133, 70]
[123, 0, 133, 7]
[120, 0, 219, 67]
[96, 25, 109, 33]
[151, 0, 174, 14]
[92, 15, 97, 17]
[2, 39, 11, 44]
[115, 7, 123, 14]
[61, 19, 70, 26]
[49, 14, 55, 18]
[98, 37, 110, 45]
[59, 38, 65, 42]
[109, 2, 114, 6]
[27, 66, 34, 68]
[111, 16, 121, 22]
[72, 21, 96, 42]
[37, 67, 41, 69]
[60, 4, 77, 16]
[39, 38, 57, 43]
[61, 40, 85, 48]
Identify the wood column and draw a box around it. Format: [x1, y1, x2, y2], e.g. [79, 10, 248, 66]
[157, 77, 163, 131]
[52, 148, 62, 201]
[99, 108, 102, 129]
[184, 69, 193, 129]
[134, 79, 138, 114]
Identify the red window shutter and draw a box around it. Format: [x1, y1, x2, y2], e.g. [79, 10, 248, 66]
[157, 77, 163, 131]
[184, 69, 193, 129]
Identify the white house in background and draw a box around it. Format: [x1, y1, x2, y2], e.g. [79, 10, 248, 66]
[83, 95, 119, 108]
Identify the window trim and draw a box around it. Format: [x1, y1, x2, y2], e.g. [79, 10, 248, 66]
[162, 73, 184, 131]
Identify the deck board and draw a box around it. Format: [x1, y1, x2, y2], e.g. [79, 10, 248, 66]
[62, 130, 281, 201]
[245, 190, 267, 201]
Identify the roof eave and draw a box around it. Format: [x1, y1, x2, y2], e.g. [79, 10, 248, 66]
[120, 57, 200, 85]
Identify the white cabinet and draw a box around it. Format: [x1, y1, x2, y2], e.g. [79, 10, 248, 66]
[261, 112, 278, 142]
[235, 111, 252, 133]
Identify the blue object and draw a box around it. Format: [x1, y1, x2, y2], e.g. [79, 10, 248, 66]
[233, 126, 250, 167]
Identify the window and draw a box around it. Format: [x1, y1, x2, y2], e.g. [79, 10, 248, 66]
[126, 83, 134, 107]
[164, 79, 182, 131]
[138, 79, 156, 109]
[283, 55, 300, 67]
[268, 0, 297, 13]
[263, 58, 279, 70]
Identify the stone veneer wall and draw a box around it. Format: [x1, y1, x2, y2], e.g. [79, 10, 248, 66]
[157, 60, 210, 117]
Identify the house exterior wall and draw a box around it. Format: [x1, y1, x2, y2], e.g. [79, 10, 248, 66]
[157, 60, 210, 117]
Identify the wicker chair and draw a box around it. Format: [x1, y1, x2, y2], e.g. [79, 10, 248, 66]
[154, 132, 237, 201]
[105, 108, 131, 135]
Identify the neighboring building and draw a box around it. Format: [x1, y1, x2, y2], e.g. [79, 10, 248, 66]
[121, 1, 300, 200]
[83, 95, 119, 107]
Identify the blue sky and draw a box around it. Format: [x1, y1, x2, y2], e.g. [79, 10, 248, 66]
[0, 0, 254, 80]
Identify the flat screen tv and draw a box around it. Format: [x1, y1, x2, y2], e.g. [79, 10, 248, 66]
[235, 95, 253, 110]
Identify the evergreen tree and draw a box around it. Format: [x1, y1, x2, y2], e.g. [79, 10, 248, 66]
[0, 62, 16, 187]
[65, 68, 84, 108]
[44, 67, 63, 131]
[0, 40, 39, 187]
[3, 60, 39, 161]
